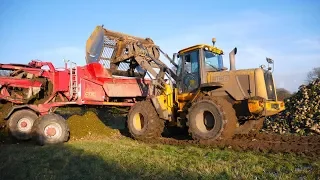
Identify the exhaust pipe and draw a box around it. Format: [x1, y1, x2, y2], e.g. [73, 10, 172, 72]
[229, 47, 237, 71]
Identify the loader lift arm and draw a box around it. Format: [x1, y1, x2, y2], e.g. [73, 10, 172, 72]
[86, 25, 178, 95]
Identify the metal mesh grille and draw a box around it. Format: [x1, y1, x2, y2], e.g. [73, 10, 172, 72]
[99, 46, 113, 68]
[99, 36, 115, 68]
[0, 70, 11, 76]
[99, 36, 138, 73]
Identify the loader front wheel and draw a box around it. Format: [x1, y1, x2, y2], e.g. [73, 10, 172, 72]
[32, 114, 70, 145]
[7, 109, 38, 140]
[127, 100, 164, 140]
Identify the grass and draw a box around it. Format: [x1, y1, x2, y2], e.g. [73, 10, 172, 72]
[0, 109, 319, 179]
[0, 136, 319, 180]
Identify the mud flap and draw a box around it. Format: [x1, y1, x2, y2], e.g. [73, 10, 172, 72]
[4, 105, 39, 120]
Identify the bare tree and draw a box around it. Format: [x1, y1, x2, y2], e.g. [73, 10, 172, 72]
[276, 88, 292, 101]
[306, 67, 320, 83]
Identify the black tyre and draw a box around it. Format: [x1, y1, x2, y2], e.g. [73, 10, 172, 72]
[32, 113, 70, 145]
[7, 109, 38, 140]
[187, 96, 237, 140]
[127, 100, 164, 140]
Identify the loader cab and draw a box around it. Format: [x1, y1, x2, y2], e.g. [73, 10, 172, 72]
[176, 44, 224, 94]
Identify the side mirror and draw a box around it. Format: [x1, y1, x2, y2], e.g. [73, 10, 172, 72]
[265, 57, 275, 72]
[234, 47, 237, 55]
[266, 57, 274, 64]
[172, 53, 179, 60]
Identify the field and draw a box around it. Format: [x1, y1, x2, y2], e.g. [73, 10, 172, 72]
[1, 109, 319, 180]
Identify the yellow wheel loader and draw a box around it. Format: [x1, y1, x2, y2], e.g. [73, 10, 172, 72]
[86, 25, 285, 140]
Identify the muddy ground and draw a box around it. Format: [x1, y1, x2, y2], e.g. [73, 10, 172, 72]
[58, 107, 320, 158]
[1, 106, 320, 158]
[141, 133, 320, 159]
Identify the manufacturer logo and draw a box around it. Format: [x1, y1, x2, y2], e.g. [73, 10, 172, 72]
[213, 76, 229, 82]
[85, 91, 96, 97]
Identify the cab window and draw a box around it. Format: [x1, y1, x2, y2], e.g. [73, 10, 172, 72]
[176, 55, 182, 77]
[204, 50, 220, 70]
[185, 51, 199, 73]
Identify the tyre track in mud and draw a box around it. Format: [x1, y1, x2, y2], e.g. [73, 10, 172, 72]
[138, 133, 320, 158]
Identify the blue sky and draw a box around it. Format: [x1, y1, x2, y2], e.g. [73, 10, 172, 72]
[1, 0, 319, 92]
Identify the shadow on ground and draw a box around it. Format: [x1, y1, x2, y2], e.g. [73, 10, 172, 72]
[0, 106, 230, 180]
[0, 143, 231, 180]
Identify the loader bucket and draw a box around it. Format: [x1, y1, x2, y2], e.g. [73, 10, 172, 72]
[86, 26, 160, 65]
[85, 25, 160, 76]
[86, 26, 105, 64]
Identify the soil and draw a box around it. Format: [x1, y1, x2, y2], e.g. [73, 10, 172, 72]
[138, 132, 320, 158]
[0, 103, 12, 143]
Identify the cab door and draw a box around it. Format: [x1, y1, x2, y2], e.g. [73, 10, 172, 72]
[177, 49, 201, 93]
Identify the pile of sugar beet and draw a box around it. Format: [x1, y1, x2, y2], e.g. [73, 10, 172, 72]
[262, 78, 320, 135]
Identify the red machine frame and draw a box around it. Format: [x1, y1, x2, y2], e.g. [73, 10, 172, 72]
[0, 60, 152, 118]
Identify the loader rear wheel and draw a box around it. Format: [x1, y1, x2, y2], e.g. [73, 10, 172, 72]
[32, 114, 70, 145]
[7, 109, 38, 140]
[127, 100, 164, 140]
[187, 96, 237, 140]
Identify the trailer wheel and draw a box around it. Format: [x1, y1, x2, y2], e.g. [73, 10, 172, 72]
[127, 100, 164, 140]
[33, 114, 70, 145]
[7, 109, 38, 140]
[187, 96, 237, 140]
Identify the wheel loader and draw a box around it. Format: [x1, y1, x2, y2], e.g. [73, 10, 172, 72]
[86, 25, 285, 140]
[0, 25, 285, 145]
